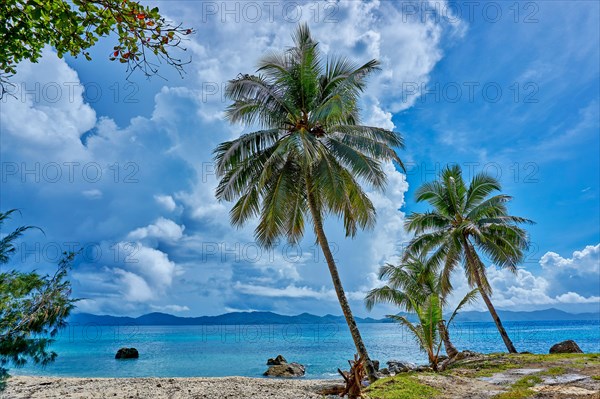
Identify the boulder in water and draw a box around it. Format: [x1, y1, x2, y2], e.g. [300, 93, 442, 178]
[263, 362, 305, 377]
[549, 340, 583, 354]
[115, 347, 139, 359]
[267, 355, 287, 365]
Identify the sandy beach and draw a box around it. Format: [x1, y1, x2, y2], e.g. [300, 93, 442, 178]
[4, 376, 342, 399]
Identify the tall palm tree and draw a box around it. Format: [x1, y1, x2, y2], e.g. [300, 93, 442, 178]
[213, 24, 404, 381]
[404, 165, 533, 353]
[365, 254, 478, 368]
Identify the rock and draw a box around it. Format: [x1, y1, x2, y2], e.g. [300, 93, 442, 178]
[372, 360, 380, 371]
[263, 362, 305, 377]
[437, 355, 449, 362]
[379, 368, 390, 376]
[454, 350, 481, 361]
[520, 351, 533, 354]
[386, 360, 416, 374]
[266, 355, 287, 365]
[549, 340, 583, 354]
[415, 365, 433, 372]
[115, 348, 139, 359]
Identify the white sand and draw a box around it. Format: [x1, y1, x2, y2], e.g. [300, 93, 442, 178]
[4, 376, 343, 399]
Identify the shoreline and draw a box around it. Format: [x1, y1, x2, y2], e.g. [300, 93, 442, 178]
[5, 353, 600, 398]
[4, 375, 343, 399]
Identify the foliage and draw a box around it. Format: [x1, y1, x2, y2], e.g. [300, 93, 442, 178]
[214, 23, 404, 382]
[365, 254, 478, 369]
[214, 23, 404, 247]
[0, 210, 76, 390]
[542, 366, 566, 376]
[403, 165, 533, 353]
[404, 164, 532, 296]
[0, 0, 194, 96]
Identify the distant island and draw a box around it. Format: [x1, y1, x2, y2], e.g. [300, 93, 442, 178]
[68, 308, 600, 326]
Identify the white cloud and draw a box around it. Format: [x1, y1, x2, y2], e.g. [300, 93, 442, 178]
[123, 244, 179, 292]
[150, 304, 190, 313]
[234, 282, 335, 300]
[540, 244, 599, 274]
[82, 189, 102, 199]
[0, 47, 96, 158]
[555, 292, 600, 304]
[540, 244, 600, 298]
[443, 243, 600, 312]
[127, 217, 185, 242]
[114, 269, 154, 302]
[1, 1, 462, 316]
[154, 194, 177, 212]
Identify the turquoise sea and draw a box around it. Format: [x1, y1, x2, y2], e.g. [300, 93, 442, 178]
[14, 321, 600, 379]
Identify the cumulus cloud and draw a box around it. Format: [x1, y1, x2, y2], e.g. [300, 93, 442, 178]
[0, 47, 95, 158]
[0, 1, 469, 317]
[154, 194, 177, 212]
[151, 304, 191, 313]
[443, 243, 600, 313]
[114, 269, 154, 302]
[234, 282, 335, 300]
[127, 217, 185, 242]
[540, 244, 600, 298]
[155, 0, 462, 132]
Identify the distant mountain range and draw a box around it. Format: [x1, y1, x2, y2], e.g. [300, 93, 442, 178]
[451, 308, 599, 322]
[68, 308, 599, 326]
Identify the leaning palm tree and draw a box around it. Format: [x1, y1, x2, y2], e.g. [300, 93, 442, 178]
[365, 254, 478, 369]
[404, 165, 533, 353]
[213, 24, 404, 381]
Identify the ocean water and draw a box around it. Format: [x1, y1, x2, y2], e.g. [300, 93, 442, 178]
[13, 321, 600, 379]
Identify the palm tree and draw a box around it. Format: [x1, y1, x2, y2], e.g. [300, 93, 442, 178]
[365, 254, 478, 369]
[404, 165, 533, 353]
[213, 24, 404, 382]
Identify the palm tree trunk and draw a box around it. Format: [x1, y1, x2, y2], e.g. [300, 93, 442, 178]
[438, 321, 459, 358]
[462, 237, 517, 353]
[473, 270, 518, 353]
[306, 189, 378, 383]
[428, 351, 439, 371]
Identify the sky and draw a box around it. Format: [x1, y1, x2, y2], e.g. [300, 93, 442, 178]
[0, 0, 598, 318]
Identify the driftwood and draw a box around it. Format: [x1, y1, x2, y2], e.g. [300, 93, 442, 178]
[317, 385, 346, 396]
[337, 354, 366, 399]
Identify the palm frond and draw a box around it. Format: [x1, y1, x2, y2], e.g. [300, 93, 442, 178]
[365, 286, 412, 311]
[447, 288, 480, 327]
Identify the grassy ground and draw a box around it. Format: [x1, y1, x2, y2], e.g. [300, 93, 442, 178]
[367, 374, 440, 399]
[365, 353, 600, 399]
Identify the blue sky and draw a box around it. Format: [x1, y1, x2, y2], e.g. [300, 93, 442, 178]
[0, 0, 598, 317]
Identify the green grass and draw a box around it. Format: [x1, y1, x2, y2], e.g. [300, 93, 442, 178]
[366, 374, 440, 399]
[471, 362, 520, 377]
[541, 366, 566, 376]
[517, 353, 599, 364]
[446, 353, 600, 377]
[492, 375, 542, 399]
[444, 353, 520, 377]
[591, 375, 600, 381]
[492, 390, 533, 399]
